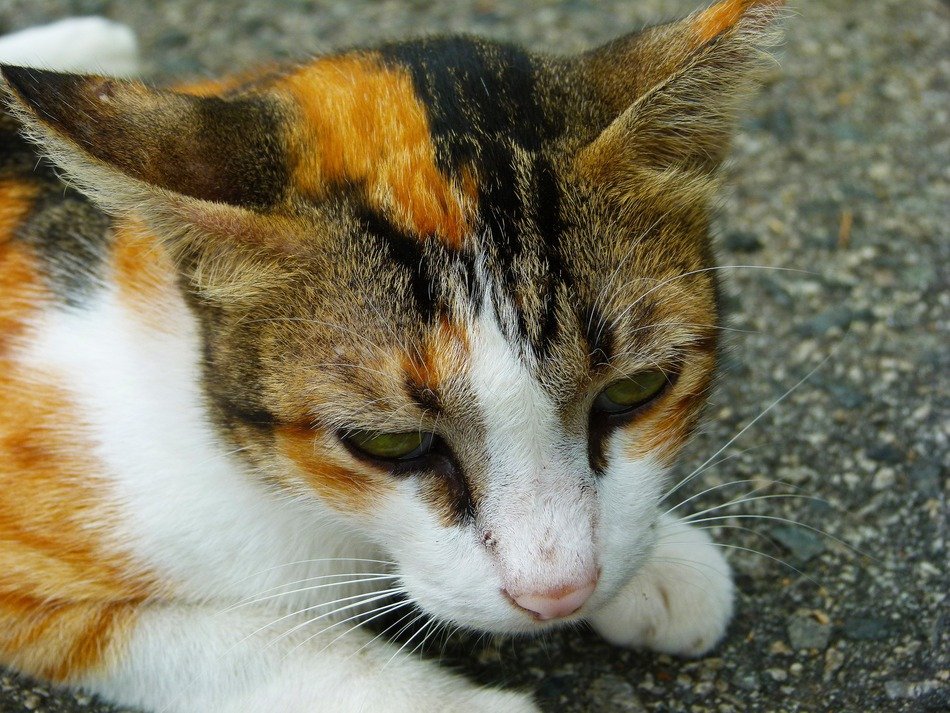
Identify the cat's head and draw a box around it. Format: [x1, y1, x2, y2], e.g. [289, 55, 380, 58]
[2, 0, 783, 632]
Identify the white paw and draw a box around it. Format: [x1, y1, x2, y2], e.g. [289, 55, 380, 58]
[0, 18, 139, 75]
[590, 515, 734, 657]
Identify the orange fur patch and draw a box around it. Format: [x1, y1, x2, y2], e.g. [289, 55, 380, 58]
[0, 188, 150, 679]
[276, 425, 385, 513]
[175, 65, 278, 97]
[280, 54, 475, 248]
[0, 180, 42, 349]
[0, 597, 137, 682]
[693, 0, 764, 44]
[403, 315, 471, 398]
[110, 218, 181, 330]
[0, 360, 150, 679]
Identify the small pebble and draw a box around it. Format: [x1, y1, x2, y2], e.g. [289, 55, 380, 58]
[588, 675, 648, 712]
[842, 615, 894, 641]
[866, 444, 904, 464]
[824, 648, 846, 679]
[788, 613, 832, 650]
[722, 231, 763, 252]
[771, 525, 827, 562]
[884, 679, 944, 700]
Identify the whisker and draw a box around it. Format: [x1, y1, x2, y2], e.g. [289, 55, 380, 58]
[157, 586, 403, 713]
[287, 598, 415, 662]
[338, 603, 421, 663]
[407, 615, 442, 659]
[382, 611, 431, 671]
[223, 573, 400, 612]
[264, 587, 406, 651]
[681, 493, 832, 523]
[647, 556, 722, 588]
[662, 352, 834, 503]
[659, 539, 820, 587]
[682, 514, 873, 560]
[221, 558, 397, 589]
[588, 212, 668, 336]
[611, 265, 815, 330]
[661, 472, 772, 518]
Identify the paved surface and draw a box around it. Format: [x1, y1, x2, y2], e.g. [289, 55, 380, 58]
[0, 1, 946, 711]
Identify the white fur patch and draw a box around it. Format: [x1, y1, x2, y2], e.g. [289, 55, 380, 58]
[0, 17, 139, 76]
[22, 286, 378, 606]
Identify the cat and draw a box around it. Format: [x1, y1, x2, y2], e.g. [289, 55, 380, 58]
[0, 1, 784, 711]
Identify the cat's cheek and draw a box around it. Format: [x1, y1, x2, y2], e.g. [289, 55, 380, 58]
[587, 446, 668, 608]
[365, 486, 506, 629]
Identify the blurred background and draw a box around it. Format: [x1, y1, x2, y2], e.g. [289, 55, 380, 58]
[0, 1, 946, 711]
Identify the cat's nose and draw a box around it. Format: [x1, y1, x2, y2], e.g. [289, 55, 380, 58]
[506, 579, 597, 621]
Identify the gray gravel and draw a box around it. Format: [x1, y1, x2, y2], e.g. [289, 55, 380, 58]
[0, 1, 947, 711]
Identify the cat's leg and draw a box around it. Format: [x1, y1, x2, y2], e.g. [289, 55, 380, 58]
[0, 17, 139, 75]
[77, 603, 539, 713]
[589, 513, 734, 657]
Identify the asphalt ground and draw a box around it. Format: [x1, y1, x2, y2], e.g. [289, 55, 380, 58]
[0, 1, 946, 711]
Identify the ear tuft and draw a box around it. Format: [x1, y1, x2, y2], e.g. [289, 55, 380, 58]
[578, 0, 786, 184]
[692, 0, 785, 46]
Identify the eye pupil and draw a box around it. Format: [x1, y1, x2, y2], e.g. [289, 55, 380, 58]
[347, 430, 432, 460]
[595, 369, 669, 415]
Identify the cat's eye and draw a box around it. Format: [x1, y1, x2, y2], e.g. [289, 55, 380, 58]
[594, 369, 669, 415]
[345, 429, 434, 461]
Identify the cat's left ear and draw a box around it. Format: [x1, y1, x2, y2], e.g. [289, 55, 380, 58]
[577, 0, 785, 183]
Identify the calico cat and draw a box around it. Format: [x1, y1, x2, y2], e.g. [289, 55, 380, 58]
[0, 1, 784, 711]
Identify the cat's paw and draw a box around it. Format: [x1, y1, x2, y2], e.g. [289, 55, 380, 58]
[590, 515, 734, 657]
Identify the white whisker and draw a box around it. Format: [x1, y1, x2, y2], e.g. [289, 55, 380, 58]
[681, 493, 830, 523]
[286, 597, 415, 662]
[264, 587, 406, 651]
[223, 573, 399, 612]
[681, 513, 870, 559]
[662, 352, 834, 502]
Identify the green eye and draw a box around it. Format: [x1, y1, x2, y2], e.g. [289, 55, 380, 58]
[346, 430, 433, 460]
[595, 369, 669, 414]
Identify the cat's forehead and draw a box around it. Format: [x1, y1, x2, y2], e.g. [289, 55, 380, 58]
[252, 38, 716, 385]
[269, 37, 580, 247]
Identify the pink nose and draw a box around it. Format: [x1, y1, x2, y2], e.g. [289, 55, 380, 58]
[508, 580, 597, 621]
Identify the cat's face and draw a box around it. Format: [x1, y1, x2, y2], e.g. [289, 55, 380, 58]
[3, 0, 777, 632]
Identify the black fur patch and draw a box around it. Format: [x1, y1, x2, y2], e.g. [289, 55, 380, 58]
[378, 37, 557, 171]
[15, 188, 112, 308]
[356, 207, 438, 322]
[0, 116, 112, 308]
[379, 37, 576, 356]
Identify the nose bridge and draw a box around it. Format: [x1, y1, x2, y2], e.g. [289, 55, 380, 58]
[483, 461, 598, 593]
[468, 294, 598, 596]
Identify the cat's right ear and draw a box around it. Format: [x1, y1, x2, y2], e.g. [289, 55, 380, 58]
[1, 66, 291, 212]
[1, 65, 302, 299]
